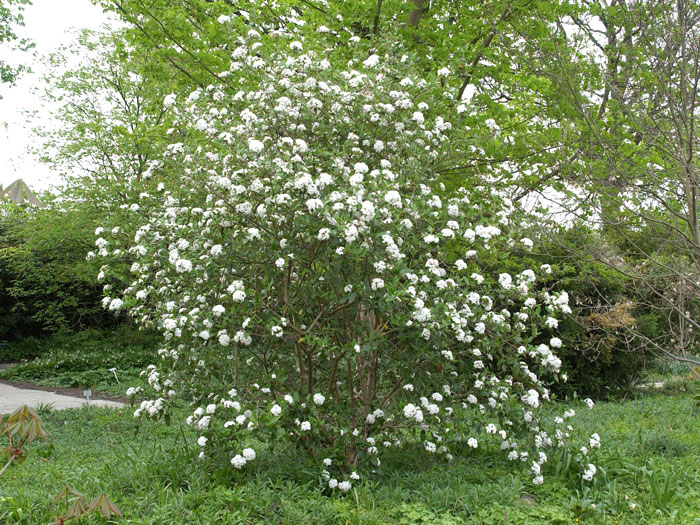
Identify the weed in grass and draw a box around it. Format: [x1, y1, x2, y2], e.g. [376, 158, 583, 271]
[391, 502, 464, 524]
[552, 448, 576, 480]
[567, 487, 598, 521]
[34, 402, 55, 418]
[51, 486, 122, 524]
[0, 405, 50, 476]
[0, 494, 42, 523]
[642, 460, 680, 513]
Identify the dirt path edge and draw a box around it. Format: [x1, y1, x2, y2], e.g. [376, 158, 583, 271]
[0, 379, 129, 404]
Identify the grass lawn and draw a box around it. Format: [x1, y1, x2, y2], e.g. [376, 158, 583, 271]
[1, 386, 699, 524]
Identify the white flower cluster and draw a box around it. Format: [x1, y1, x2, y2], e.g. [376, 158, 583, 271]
[98, 38, 597, 488]
[582, 463, 597, 481]
[231, 448, 257, 469]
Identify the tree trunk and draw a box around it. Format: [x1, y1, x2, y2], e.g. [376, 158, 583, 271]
[406, 0, 426, 27]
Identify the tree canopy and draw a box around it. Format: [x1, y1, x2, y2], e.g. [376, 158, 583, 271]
[0, 0, 32, 88]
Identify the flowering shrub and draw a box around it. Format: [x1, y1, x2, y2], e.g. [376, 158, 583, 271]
[98, 36, 598, 489]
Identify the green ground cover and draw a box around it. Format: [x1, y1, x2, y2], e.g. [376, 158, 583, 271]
[0, 329, 156, 396]
[2, 333, 699, 523]
[1, 388, 699, 524]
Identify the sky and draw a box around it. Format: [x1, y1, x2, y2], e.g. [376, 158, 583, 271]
[0, 0, 109, 191]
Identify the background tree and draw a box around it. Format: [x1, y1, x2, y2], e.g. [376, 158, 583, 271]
[523, 0, 700, 370]
[35, 29, 176, 210]
[98, 0, 583, 197]
[0, 0, 32, 89]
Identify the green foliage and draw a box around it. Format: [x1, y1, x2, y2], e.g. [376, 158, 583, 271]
[0, 0, 32, 88]
[643, 432, 691, 458]
[530, 225, 656, 399]
[390, 502, 465, 524]
[0, 337, 42, 362]
[0, 328, 158, 392]
[641, 460, 680, 513]
[554, 307, 649, 399]
[1, 391, 700, 522]
[654, 354, 700, 377]
[0, 199, 118, 340]
[52, 485, 122, 523]
[0, 404, 50, 477]
[546, 219, 700, 400]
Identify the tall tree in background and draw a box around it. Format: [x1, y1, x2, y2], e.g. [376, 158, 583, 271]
[526, 0, 700, 366]
[35, 29, 175, 208]
[0, 0, 32, 88]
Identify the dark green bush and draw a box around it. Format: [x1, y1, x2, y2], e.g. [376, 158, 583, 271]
[0, 337, 43, 362]
[0, 198, 122, 342]
[551, 305, 652, 399]
[529, 226, 655, 399]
